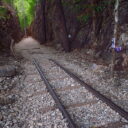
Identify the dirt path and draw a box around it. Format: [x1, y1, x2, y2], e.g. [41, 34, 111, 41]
[1, 37, 127, 128]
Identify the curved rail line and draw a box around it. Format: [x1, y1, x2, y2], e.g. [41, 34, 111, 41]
[33, 58, 128, 128]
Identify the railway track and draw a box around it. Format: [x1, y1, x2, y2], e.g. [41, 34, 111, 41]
[30, 58, 128, 128]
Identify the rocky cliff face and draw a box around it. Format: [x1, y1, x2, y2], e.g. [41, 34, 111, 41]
[0, 3, 23, 51]
[32, 0, 128, 53]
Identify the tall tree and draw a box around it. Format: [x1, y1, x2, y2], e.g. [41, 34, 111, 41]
[32, 0, 47, 43]
[91, 0, 96, 50]
[41, 0, 46, 42]
[112, 0, 120, 75]
[54, 0, 70, 52]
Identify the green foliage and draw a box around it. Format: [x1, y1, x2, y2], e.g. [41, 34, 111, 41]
[62, 0, 115, 24]
[0, 6, 7, 19]
[0, 0, 116, 28]
[2, 0, 12, 5]
[13, 0, 36, 29]
[77, 14, 90, 24]
[1, 0, 37, 29]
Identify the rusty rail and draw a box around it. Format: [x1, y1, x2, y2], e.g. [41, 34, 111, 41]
[50, 59, 128, 121]
[33, 59, 77, 128]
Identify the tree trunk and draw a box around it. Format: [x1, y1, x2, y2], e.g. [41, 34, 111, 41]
[32, 0, 47, 43]
[54, 0, 70, 52]
[41, 0, 47, 42]
[112, 0, 120, 75]
[91, 0, 97, 50]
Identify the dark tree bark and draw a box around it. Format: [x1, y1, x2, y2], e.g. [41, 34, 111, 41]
[54, 0, 70, 52]
[32, 0, 47, 43]
[91, 0, 97, 50]
[112, 0, 120, 74]
[41, 0, 47, 42]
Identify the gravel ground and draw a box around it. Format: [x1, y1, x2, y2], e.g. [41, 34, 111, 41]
[0, 37, 128, 128]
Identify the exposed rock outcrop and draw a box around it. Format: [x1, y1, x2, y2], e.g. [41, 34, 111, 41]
[31, 0, 128, 53]
[0, 2, 23, 51]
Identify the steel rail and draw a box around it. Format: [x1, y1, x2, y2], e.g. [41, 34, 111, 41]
[32, 59, 77, 128]
[49, 59, 128, 121]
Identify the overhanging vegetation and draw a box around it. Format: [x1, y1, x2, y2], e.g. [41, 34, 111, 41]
[1, 0, 37, 29]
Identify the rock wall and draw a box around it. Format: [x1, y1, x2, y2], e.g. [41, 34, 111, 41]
[0, 3, 23, 51]
[32, 0, 128, 52]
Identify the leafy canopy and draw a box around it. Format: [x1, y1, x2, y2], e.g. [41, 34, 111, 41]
[13, 0, 36, 28]
[1, 0, 37, 29]
[0, 6, 7, 19]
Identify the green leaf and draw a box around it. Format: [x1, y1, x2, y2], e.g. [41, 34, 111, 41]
[0, 6, 7, 19]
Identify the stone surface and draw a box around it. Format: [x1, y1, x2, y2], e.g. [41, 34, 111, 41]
[1, 38, 128, 128]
